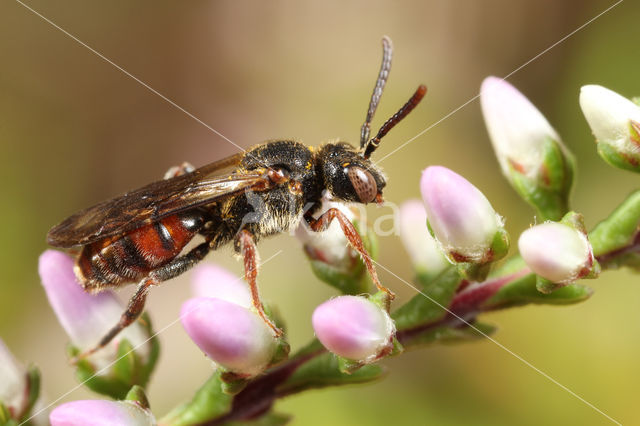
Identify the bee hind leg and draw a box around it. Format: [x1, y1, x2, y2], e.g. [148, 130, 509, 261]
[235, 229, 283, 337]
[71, 240, 212, 363]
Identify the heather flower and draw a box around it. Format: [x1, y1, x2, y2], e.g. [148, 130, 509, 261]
[420, 166, 507, 264]
[50, 400, 155, 426]
[181, 298, 278, 377]
[580, 84, 640, 172]
[38, 250, 157, 398]
[519, 221, 597, 284]
[312, 295, 395, 362]
[38, 250, 151, 369]
[191, 263, 252, 309]
[480, 77, 574, 220]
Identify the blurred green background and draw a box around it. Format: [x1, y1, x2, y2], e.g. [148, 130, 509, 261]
[1, 1, 639, 424]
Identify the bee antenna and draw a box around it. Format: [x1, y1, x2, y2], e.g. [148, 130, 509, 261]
[362, 84, 427, 159]
[360, 36, 393, 150]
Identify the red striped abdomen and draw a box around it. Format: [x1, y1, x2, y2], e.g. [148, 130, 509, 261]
[76, 212, 204, 290]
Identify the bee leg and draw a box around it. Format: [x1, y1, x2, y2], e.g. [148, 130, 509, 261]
[235, 229, 283, 337]
[305, 208, 395, 303]
[72, 241, 212, 362]
[163, 161, 195, 179]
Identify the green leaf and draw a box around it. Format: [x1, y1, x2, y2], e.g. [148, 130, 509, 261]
[224, 411, 292, 426]
[590, 190, 640, 262]
[483, 272, 592, 308]
[401, 321, 497, 348]
[278, 342, 384, 395]
[160, 372, 232, 426]
[392, 266, 462, 330]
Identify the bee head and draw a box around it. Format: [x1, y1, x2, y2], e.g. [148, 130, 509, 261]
[319, 143, 386, 205]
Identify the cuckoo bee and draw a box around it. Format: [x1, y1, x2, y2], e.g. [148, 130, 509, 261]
[47, 36, 426, 359]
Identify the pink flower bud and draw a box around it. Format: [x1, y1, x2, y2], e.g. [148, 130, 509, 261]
[50, 400, 155, 426]
[480, 76, 564, 179]
[420, 166, 503, 262]
[191, 264, 252, 308]
[0, 339, 27, 418]
[312, 296, 395, 362]
[518, 222, 594, 283]
[181, 298, 277, 376]
[398, 200, 449, 274]
[38, 250, 150, 369]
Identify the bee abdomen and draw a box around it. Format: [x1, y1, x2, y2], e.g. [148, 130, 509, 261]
[76, 212, 204, 290]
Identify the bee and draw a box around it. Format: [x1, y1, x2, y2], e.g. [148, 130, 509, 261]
[47, 36, 426, 359]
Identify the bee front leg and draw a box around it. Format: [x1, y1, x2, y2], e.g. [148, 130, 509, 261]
[72, 241, 212, 362]
[163, 161, 195, 179]
[234, 229, 283, 337]
[304, 208, 395, 303]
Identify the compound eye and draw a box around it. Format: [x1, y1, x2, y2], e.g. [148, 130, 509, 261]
[347, 167, 377, 203]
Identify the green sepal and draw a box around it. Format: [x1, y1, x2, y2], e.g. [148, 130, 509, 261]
[270, 337, 291, 366]
[21, 365, 40, 423]
[535, 276, 565, 294]
[483, 263, 592, 309]
[224, 412, 292, 426]
[160, 371, 232, 426]
[392, 266, 462, 330]
[0, 402, 17, 426]
[456, 261, 492, 282]
[434, 224, 508, 282]
[402, 321, 497, 349]
[307, 258, 368, 295]
[113, 338, 136, 384]
[125, 385, 150, 409]
[277, 340, 385, 396]
[219, 372, 249, 395]
[305, 218, 377, 295]
[507, 136, 574, 221]
[596, 140, 640, 173]
[69, 344, 130, 399]
[68, 313, 160, 400]
[590, 190, 640, 269]
[335, 334, 401, 375]
[215, 334, 290, 396]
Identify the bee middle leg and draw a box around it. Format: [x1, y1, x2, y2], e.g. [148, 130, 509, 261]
[234, 229, 282, 337]
[73, 240, 212, 362]
[304, 208, 395, 302]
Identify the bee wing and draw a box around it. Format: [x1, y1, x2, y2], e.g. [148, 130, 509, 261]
[47, 154, 272, 247]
